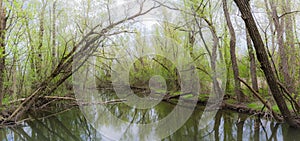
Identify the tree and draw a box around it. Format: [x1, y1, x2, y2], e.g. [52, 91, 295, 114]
[247, 30, 258, 92]
[233, 0, 300, 127]
[223, 0, 245, 102]
[52, 0, 57, 70]
[191, 1, 223, 99]
[0, 0, 7, 106]
[269, 0, 294, 95]
[283, 0, 296, 94]
[3, 0, 160, 122]
[36, 0, 46, 79]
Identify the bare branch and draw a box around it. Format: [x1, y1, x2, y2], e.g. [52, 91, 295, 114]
[279, 11, 300, 19]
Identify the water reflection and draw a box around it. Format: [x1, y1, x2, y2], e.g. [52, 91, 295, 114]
[0, 108, 104, 141]
[1, 103, 300, 140]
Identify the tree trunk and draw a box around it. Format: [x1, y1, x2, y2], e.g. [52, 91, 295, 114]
[36, 2, 46, 78]
[12, 54, 17, 99]
[283, 0, 296, 94]
[269, 1, 294, 94]
[223, 0, 245, 102]
[52, 0, 57, 70]
[0, 0, 6, 106]
[233, 0, 300, 128]
[264, 0, 276, 55]
[247, 30, 258, 92]
[245, 4, 258, 92]
[207, 22, 223, 99]
[195, 15, 223, 98]
[223, 28, 233, 94]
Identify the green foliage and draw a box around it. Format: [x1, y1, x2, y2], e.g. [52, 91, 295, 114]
[247, 102, 264, 110]
[225, 99, 236, 104]
[272, 105, 294, 114]
[2, 96, 9, 105]
[238, 56, 250, 78]
[198, 94, 209, 101]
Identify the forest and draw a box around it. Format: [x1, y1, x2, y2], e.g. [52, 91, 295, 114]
[0, 0, 300, 140]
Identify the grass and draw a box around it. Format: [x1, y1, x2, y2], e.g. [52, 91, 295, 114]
[246, 101, 295, 114]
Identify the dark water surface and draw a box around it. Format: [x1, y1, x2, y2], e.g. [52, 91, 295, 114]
[1, 101, 300, 141]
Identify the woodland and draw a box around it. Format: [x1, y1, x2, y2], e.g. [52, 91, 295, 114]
[0, 0, 300, 130]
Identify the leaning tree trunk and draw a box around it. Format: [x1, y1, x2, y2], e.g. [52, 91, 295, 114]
[2, 4, 159, 123]
[244, 3, 258, 92]
[233, 0, 300, 128]
[223, 0, 245, 102]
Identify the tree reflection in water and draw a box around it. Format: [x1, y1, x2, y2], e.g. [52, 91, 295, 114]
[1, 101, 300, 140]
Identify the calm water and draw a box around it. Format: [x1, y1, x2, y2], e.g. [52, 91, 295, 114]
[1, 93, 300, 140]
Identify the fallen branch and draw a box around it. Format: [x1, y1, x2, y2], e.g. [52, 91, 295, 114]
[8, 98, 26, 105]
[43, 96, 77, 101]
[238, 77, 281, 121]
[0, 98, 127, 127]
[165, 92, 200, 101]
[7, 96, 76, 106]
[76, 99, 127, 106]
[4, 87, 44, 123]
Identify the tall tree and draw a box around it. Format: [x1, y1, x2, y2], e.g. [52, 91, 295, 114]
[223, 0, 245, 102]
[191, 1, 223, 99]
[233, 0, 300, 127]
[283, 0, 296, 94]
[36, 1, 46, 78]
[247, 30, 258, 92]
[0, 0, 7, 106]
[52, 0, 57, 70]
[269, 0, 294, 94]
